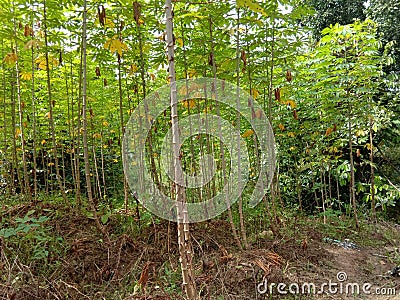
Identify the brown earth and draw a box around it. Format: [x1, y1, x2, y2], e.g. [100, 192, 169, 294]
[0, 203, 399, 299]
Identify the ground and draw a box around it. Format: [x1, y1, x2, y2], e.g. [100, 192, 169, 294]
[0, 202, 399, 299]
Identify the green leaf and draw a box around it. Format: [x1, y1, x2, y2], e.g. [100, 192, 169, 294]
[101, 214, 109, 224]
[237, 0, 267, 16]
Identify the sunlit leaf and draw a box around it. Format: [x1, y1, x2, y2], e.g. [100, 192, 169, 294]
[35, 56, 59, 70]
[176, 38, 183, 47]
[20, 72, 33, 80]
[285, 100, 296, 109]
[237, 0, 267, 16]
[104, 36, 129, 56]
[355, 129, 366, 137]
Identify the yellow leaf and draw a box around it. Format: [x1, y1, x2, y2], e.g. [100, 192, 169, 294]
[44, 112, 51, 119]
[20, 72, 33, 81]
[288, 132, 296, 137]
[104, 37, 129, 56]
[104, 18, 115, 28]
[329, 146, 338, 153]
[176, 38, 183, 47]
[95, 17, 115, 28]
[15, 128, 21, 138]
[355, 129, 366, 137]
[93, 133, 102, 139]
[242, 129, 254, 138]
[3, 52, 18, 65]
[130, 64, 138, 74]
[285, 100, 296, 109]
[236, 0, 267, 16]
[102, 121, 109, 127]
[182, 99, 196, 109]
[278, 123, 285, 131]
[35, 56, 59, 70]
[188, 69, 197, 78]
[48, 162, 55, 167]
[250, 88, 259, 99]
[325, 127, 333, 136]
[41, 139, 46, 145]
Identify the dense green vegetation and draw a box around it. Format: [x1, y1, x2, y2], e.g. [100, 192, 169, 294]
[0, 0, 399, 299]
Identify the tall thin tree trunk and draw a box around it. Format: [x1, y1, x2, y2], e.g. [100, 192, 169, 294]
[75, 50, 82, 206]
[235, 8, 248, 250]
[11, 72, 22, 195]
[82, 0, 110, 243]
[116, 24, 129, 212]
[165, 1, 197, 298]
[12, 8, 30, 200]
[1, 50, 9, 196]
[43, 0, 68, 203]
[320, 166, 326, 224]
[30, 22, 38, 201]
[348, 117, 359, 228]
[369, 116, 376, 222]
[267, 20, 280, 223]
[208, 16, 241, 249]
[343, 46, 359, 228]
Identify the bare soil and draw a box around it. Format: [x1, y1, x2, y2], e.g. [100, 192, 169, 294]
[0, 203, 399, 299]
